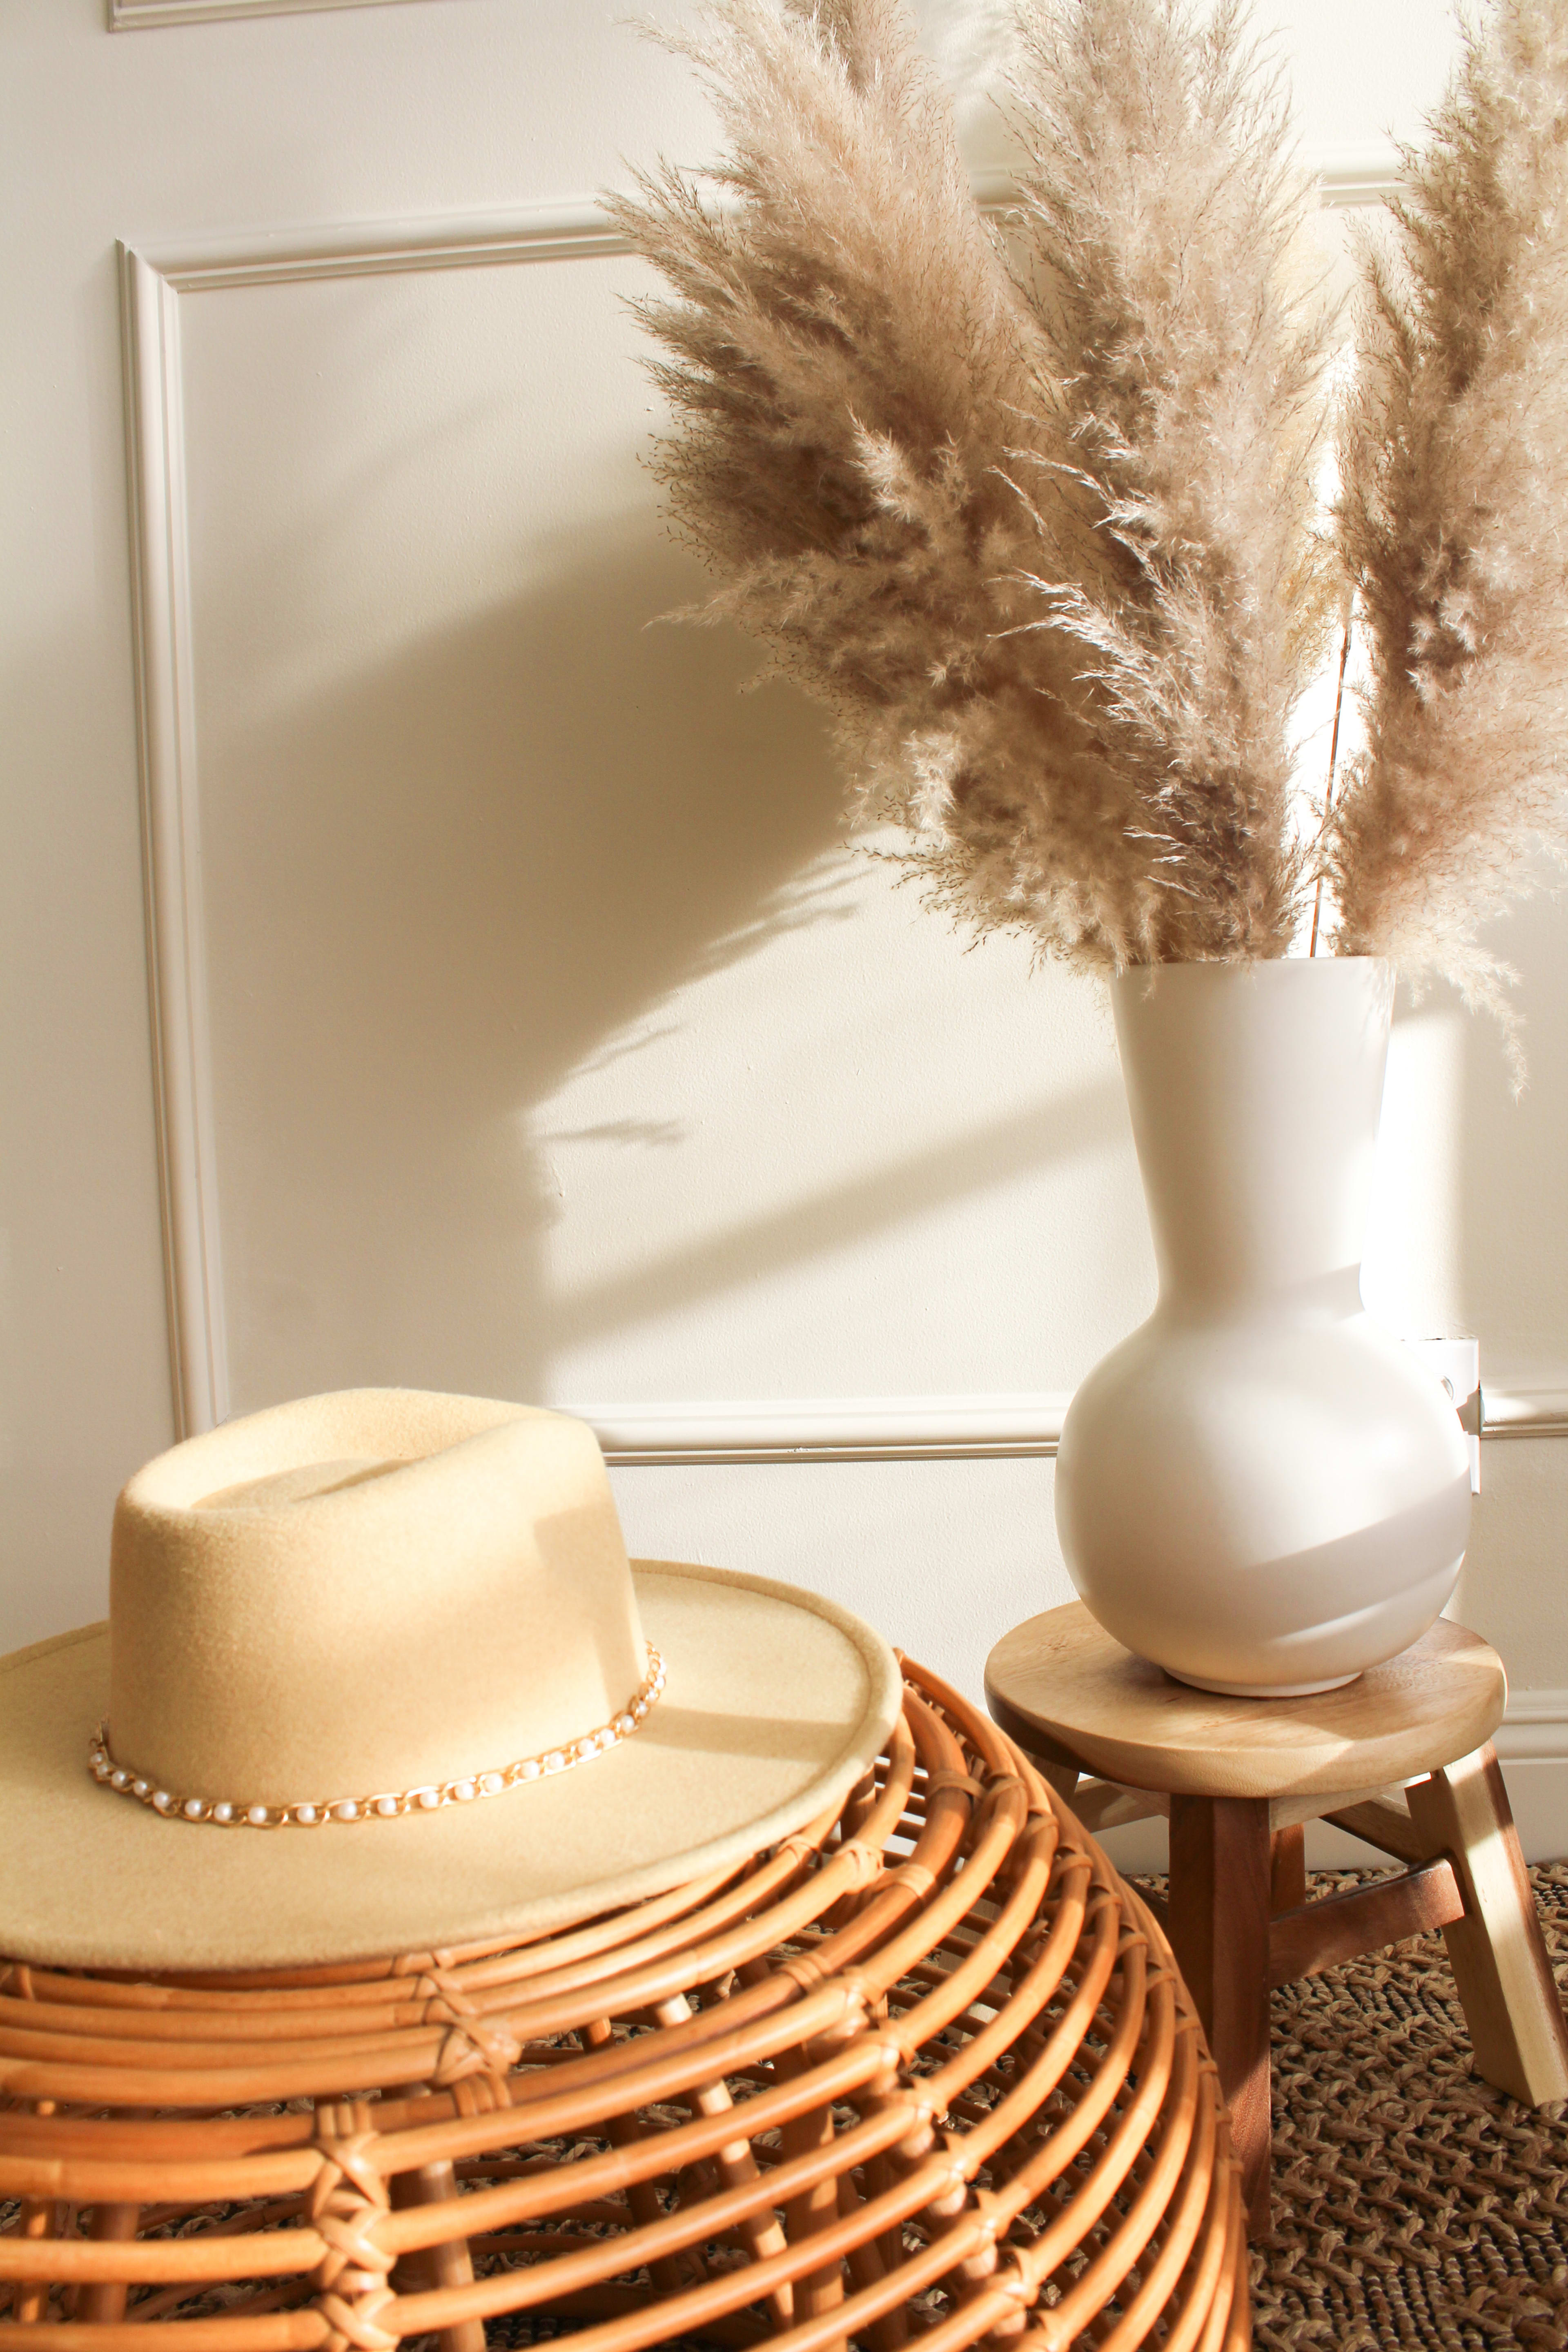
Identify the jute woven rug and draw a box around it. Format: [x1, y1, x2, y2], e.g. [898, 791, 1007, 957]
[1237, 1861, 1568, 2352]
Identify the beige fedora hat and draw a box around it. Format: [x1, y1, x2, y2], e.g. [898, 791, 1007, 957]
[0, 1389, 902, 1973]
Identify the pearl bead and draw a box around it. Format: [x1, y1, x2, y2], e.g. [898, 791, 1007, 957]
[103, 1662, 660, 1834]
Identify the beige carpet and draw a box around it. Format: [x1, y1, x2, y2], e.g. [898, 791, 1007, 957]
[1243, 1862, 1568, 2351]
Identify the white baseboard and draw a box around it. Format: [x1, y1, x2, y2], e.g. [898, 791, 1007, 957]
[1094, 1691, 1568, 1875]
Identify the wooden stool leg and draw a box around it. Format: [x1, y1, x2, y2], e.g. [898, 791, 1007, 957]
[1167, 1795, 1274, 2239]
[1269, 1824, 1307, 1916]
[388, 2164, 484, 2352]
[1405, 1741, 1568, 2105]
[76, 2204, 140, 2325]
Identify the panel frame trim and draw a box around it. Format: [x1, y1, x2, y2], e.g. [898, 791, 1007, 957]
[112, 0, 431, 31]
[577, 1387, 1568, 1465]
[118, 203, 633, 1437]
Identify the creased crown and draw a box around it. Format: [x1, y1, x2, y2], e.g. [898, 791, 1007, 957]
[107, 1390, 646, 1806]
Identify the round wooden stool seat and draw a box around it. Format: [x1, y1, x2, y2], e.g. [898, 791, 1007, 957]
[985, 1603, 1507, 1800]
[0, 1657, 1250, 2352]
[985, 1601, 1568, 2243]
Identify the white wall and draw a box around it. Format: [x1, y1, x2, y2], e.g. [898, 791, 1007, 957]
[4, 0, 1564, 1855]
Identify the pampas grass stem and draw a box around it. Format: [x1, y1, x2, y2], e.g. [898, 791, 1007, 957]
[1309, 604, 1355, 958]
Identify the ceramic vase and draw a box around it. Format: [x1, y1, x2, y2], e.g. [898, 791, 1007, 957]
[1054, 957, 1471, 1696]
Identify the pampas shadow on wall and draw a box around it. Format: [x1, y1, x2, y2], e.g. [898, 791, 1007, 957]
[200, 525, 839, 1407]
[196, 518, 1135, 1414]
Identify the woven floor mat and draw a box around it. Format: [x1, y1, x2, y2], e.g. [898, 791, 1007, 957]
[1232, 1862, 1567, 2352]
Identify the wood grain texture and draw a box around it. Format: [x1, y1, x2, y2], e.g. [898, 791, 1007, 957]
[1167, 1795, 1274, 2239]
[1268, 1857, 1463, 1987]
[978, 1690, 1086, 1779]
[1405, 1744, 1568, 2105]
[1270, 1826, 1308, 1917]
[1319, 1794, 1430, 1864]
[1067, 1778, 1169, 1834]
[984, 1602, 1506, 1797]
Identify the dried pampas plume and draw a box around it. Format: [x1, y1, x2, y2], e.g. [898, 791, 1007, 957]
[607, 0, 1336, 969]
[1327, 0, 1568, 1022]
[610, 0, 1568, 1006]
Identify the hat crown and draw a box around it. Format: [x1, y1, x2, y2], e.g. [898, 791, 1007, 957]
[107, 1390, 647, 1806]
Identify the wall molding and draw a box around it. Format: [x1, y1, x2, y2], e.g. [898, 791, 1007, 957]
[136, 202, 626, 294]
[972, 151, 1401, 215]
[1474, 1388, 1568, 1441]
[1311, 147, 1405, 208]
[121, 245, 232, 1437]
[1495, 1690, 1568, 1764]
[112, 0, 428, 29]
[581, 1387, 1568, 1467]
[120, 202, 634, 1438]
[584, 1396, 1069, 1468]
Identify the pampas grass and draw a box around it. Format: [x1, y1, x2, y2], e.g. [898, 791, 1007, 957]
[1327, 0, 1568, 1014]
[608, 0, 1335, 967]
[612, 0, 1568, 994]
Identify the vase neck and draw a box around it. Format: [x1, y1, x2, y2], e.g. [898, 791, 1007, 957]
[1111, 960, 1395, 1319]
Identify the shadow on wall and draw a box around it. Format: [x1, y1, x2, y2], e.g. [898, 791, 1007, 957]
[1458, 880, 1568, 1381]
[541, 1076, 1129, 1357]
[203, 522, 846, 1407]
[203, 510, 1129, 1414]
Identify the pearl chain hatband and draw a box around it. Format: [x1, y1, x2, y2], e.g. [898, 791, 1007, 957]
[88, 1645, 666, 1828]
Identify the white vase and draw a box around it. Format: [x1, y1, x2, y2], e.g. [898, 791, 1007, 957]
[1054, 957, 1472, 1696]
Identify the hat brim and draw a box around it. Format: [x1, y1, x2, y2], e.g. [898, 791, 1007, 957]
[0, 1561, 902, 1972]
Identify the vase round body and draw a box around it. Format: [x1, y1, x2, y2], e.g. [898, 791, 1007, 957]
[1054, 958, 1471, 1697]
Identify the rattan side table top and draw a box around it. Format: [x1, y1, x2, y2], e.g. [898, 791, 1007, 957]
[0, 1655, 1251, 2352]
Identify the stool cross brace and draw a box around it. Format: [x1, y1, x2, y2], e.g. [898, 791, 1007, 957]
[1027, 1740, 1568, 2238]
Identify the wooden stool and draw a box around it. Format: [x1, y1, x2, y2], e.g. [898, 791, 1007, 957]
[985, 1602, 1568, 2238]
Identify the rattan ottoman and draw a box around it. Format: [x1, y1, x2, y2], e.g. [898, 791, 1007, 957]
[0, 1657, 1248, 2352]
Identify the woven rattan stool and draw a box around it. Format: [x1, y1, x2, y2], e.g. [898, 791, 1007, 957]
[986, 1602, 1568, 2239]
[0, 1656, 1247, 2352]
